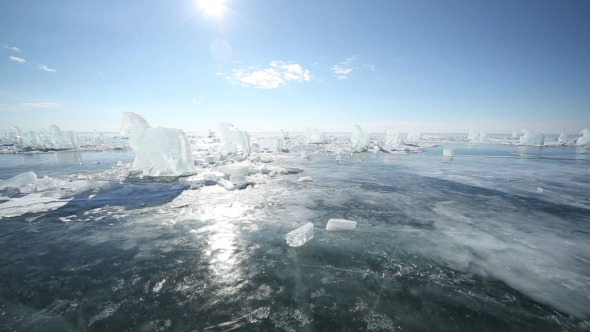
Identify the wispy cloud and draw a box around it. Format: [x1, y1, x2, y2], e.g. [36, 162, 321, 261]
[9, 56, 26, 63]
[3, 45, 20, 52]
[331, 55, 359, 79]
[229, 61, 312, 89]
[192, 97, 204, 104]
[39, 65, 56, 72]
[20, 102, 58, 108]
[331, 56, 377, 79]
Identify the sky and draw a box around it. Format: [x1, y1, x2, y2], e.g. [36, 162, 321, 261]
[1, 0, 589, 134]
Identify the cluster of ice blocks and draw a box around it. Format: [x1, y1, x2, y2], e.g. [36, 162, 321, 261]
[285, 219, 357, 247]
[121, 112, 196, 177]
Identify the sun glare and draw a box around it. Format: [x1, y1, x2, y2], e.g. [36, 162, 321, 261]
[199, 0, 225, 16]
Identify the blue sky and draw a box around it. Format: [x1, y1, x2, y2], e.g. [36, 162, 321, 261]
[1, 0, 589, 134]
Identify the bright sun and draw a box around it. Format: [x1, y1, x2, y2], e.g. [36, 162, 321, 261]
[199, 0, 226, 16]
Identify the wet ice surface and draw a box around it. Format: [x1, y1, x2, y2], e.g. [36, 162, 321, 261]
[1, 139, 590, 331]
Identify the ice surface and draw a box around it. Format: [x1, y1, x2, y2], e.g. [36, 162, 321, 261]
[285, 222, 314, 247]
[305, 128, 325, 144]
[121, 112, 196, 177]
[350, 125, 371, 152]
[576, 129, 590, 146]
[49, 124, 80, 150]
[218, 122, 251, 154]
[326, 218, 357, 231]
[0, 193, 72, 218]
[2, 131, 590, 329]
[519, 129, 545, 146]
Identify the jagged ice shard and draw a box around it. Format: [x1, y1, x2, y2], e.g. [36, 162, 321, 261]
[285, 223, 314, 247]
[218, 122, 251, 154]
[12, 126, 42, 148]
[519, 129, 545, 146]
[305, 128, 325, 144]
[350, 125, 371, 151]
[326, 219, 357, 231]
[385, 129, 404, 146]
[0, 171, 37, 192]
[121, 112, 196, 177]
[49, 124, 80, 150]
[577, 129, 590, 146]
[406, 130, 422, 141]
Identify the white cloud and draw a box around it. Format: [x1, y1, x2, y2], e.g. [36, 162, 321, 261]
[3, 45, 20, 52]
[9, 56, 26, 63]
[39, 65, 56, 72]
[331, 55, 358, 78]
[332, 67, 353, 75]
[20, 102, 58, 108]
[332, 55, 377, 79]
[192, 97, 203, 104]
[230, 61, 312, 89]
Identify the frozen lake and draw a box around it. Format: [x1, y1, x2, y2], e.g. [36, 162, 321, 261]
[1, 138, 589, 331]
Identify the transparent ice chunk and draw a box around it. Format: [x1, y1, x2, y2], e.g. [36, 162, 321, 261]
[350, 125, 371, 151]
[305, 128, 324, 144]
[0, 171, 37, 190]
[519, 129, 545, 146]
[326, 219, 357, 231]
[576, 129, 590, 146]
[121, 112, 196, 177]
[218, 122, 251, 154]
[285, 222, 314, 247]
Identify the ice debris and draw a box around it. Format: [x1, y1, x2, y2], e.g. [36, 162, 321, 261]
[557, 131, 569, 144]
[385, 129, 404, 146]
[297, 176, 313, 182]
[305, 128, 325, 144]
[0, 171, 38, 193]
[519, 129, 545, 146]
[326, 219, 357, 231]
[49, 124, 80, 150]
[443, 149, 454, 158]
[121, 112, 196, 177]
[350, 125, 371, 152]
[467, 130, 487, 141]
[576, 129, 590, 146]
[285, 222, 314, 247]
[218, 122, 251, 154]
[406, 130, 422, 141]
[13, 126, 42, 148]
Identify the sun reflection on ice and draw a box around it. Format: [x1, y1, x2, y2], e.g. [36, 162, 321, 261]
[195, 201, 253, 291]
